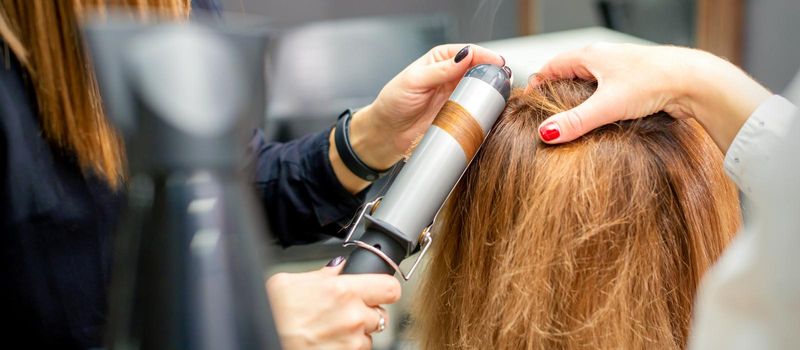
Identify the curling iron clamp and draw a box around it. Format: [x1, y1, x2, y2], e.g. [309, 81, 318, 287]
[341, 64, 512, 279]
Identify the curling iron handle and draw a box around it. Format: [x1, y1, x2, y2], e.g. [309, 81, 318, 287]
[341, 230, 406, 275]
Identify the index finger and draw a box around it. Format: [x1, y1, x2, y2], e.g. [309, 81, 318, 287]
[430, 43, 504, 67]
[526, 48, 597, 91]
[336, 274, 402, 306]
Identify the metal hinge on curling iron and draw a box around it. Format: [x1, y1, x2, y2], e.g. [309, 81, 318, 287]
[341, 197, 433, 281]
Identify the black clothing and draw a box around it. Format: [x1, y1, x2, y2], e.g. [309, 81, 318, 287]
[249, 128, 366, 246]
[0, 48, 364, 347]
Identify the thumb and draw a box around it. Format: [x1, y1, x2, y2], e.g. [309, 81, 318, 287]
[537, 89, 619, 144]
[412, 45, 474, 88]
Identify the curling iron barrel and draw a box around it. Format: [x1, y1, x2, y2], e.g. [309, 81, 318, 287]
[342, 64, 511, 277]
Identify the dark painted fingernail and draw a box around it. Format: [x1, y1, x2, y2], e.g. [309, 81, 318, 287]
[500, 55, 506, 66]
[454, 45, 470, 63]
[326, 256, 345, 267]
[539, 122, 561, 142]
[502, 66, 512, 78]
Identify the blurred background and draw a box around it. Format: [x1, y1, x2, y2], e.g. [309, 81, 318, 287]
[201, 1, 799, 349]
[208, 0, 800, 141]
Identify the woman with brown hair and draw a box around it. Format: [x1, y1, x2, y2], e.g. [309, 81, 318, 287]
[413, 80, 741, 349]
[0, 1, 504, 348]
[527, 43, 800, 350]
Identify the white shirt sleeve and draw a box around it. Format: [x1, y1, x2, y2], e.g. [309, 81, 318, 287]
[690, 95, 800, 350]
[722, 95, 799, 199]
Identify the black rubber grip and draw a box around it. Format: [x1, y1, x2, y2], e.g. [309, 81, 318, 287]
[342, 230, 406, 275]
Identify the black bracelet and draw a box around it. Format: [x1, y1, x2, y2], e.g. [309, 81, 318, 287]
[334, 109, 387, 182]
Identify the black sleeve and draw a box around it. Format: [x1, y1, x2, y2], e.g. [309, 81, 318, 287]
[248, 128, 368, 247]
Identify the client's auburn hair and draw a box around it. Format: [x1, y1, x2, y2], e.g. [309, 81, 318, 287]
[412, 80, 741, 350]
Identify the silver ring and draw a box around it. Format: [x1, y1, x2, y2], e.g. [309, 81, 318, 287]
[373, 307, 386, 334]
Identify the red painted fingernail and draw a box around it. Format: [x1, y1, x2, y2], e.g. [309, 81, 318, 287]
[539, 122, 560, 142]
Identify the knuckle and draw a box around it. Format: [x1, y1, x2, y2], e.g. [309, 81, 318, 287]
[564, 110, 585, 134]
[332, 279, 353, 299]
[384, 279, 402, 303]
[343, 308, 365, 330]
[436, 63, 450, 76]
[266, 273, 289, 291]
[427, 44, 447, 59]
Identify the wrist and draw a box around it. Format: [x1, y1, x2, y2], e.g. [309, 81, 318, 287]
[328, 128, 370, 193]
[676, 48, 771, 152]
[348, 105, 403, 170]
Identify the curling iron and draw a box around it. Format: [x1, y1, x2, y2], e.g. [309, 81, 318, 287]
[342, 64, 511, 278]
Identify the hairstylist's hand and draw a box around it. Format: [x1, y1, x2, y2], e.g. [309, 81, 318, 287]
[530, 43, 771, 152]
[266, 257, 401, 350]
[330, 44, 505, 192]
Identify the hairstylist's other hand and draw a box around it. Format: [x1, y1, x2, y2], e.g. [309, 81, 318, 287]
[530, 43, 771, 152]
[266, 257, 401, 350]
[331, 44, 504, 192]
